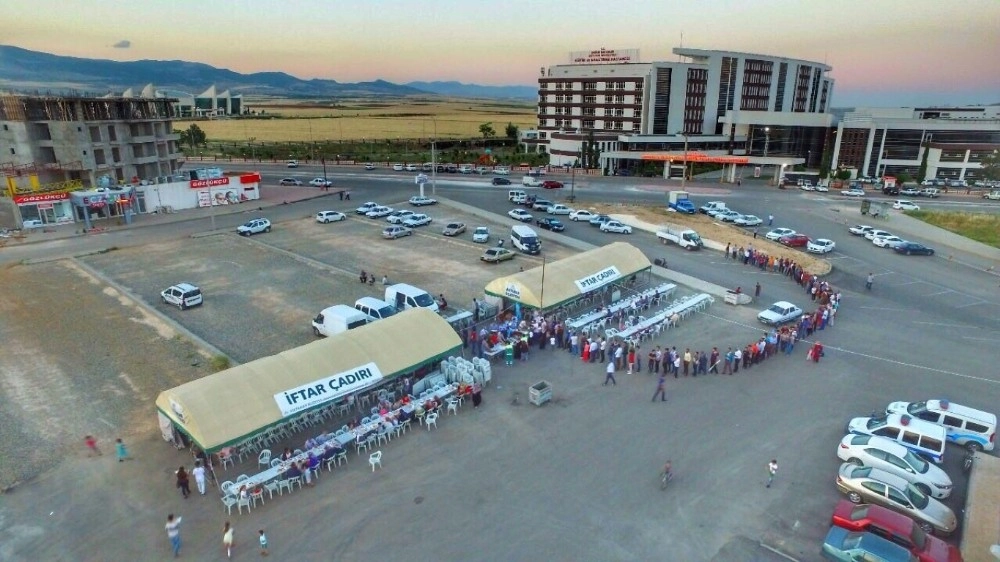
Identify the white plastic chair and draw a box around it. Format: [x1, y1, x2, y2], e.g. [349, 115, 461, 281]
[447, 399, 459, 416]
[270, 458, 281, 468]
[235, 474, 249, 486]
[237, 494, 252, 515]
[369, 450, 383, 472]
[222, 496, 237, 515]
[426, 412, 439, 430]
[257, 449, 271, 469]
[221, 481, 236, 497]
[264, 481, 280, 500]
[377, 427, 390, 446]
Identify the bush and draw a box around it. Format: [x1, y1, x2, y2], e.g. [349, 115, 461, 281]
[209, 355, 231, 372]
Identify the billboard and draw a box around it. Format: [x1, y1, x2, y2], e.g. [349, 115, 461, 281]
[569, 48, 640, 65]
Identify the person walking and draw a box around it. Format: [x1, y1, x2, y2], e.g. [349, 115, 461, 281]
[754, 282, 761, 303]
[165, 514, 183, 558]
[114, 438, 128, 462]
[84, 435, 101, 457]
[599, 338, 607, 363]
[176, 466, 191, 499]
[614, 344, 624, 371]
[766, 459, 778, 488]
[808, 341, 824, 363]
[259, 529, 269, 557]
[767, 214, 774, 226]
[604, 360, 617, 386]
[651, 373, 667, 402]
[223, 521, 235, 558]
[865, 272, 874, 291]
[709, 347, 720, 374]
[192, 461, 207, 495]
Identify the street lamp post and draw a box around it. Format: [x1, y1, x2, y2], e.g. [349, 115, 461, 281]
[679, 132, 689, 190]
[764, 127, 770, 158]
[569, 165, 575, 202]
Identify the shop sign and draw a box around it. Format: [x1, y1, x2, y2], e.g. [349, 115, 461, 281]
[574, 266, 621, 293]
[504, 282, 522, 300]
[569, 48, 639, 64]
[273, 362, 383, 417]
[190, 177, 231, 189]
[37, 203, 54, 210]
[13, 192, 71, 204]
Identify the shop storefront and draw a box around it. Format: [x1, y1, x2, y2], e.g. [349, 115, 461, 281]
[69, 187, 138, 230]
[13, 192, 75, 227]
[138, 169, 261, 213]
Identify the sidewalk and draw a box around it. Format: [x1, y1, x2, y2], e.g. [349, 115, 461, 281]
[3, 186, 335, 248]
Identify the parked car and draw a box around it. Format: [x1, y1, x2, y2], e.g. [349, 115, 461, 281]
[472, 227, 490, 243]
[442, 222, 466, 236]
[391, 163, 404, 171]
[815, 184, 830, 192]
[900, 188, 921, 196]
[279, 178, 302, 186]
[873, 235, 905, 249]
[716, 210, 741, 222]
[286, 160, 298, 168]
[865, 229, 892, 241]
[405, 164, 419, 172]
[893, 200, 921, 211]
[849, 225, 874, 236]
[821, 526, 917, 562]
[807, 238, 836, 254]
[734, 214, 763, 227]
[366, 206, 394, 218]
[160, 283, 203, 310]
[893, 242, 935, 256]
[542, 180, 564, 190]
[569, 209, 596, 221]
[799, 183, 816, 192]
[381, 225, 413, 239]
[355, 202, 379, 215]
[492, 177, 512, 186]
[508, 208, 533, 222]
[547, 204, 572, 215]
[532, 199, 554, 211]
[920, 188, 940, 198]
[765, 228, 796, 241]
[837, 434, 953, 498]
[589, 214, 612, 227]
[536, 217, 565, 232]
[830, 500, 962, 562]
[835, 463, 957, 535]
[364, 163, 376, 170]
[308, 178, 332, 187]
[402, 213, 432, 227]
[779, 233, 811, 247]
[842, 188, 866, 197]
[600, 220, 633, 234]
[481, 247, 515, 263]
[237, 218, 271, 236]
[408, 195, 437, 206]
[758, 301, 803, 325]
[315, 211, 346, 223]
[386, 210, 414, 224]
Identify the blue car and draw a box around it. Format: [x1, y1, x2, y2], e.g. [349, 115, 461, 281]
[821, 526, 916, 561]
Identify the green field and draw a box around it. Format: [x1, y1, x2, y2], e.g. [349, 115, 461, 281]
[907, 210, 1000, 248]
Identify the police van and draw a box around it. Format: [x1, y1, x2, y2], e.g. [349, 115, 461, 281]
[847, 413, 947, 463]
[886, 400, 996, 452]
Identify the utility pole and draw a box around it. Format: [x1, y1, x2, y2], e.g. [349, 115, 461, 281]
[431, 118, 438, 196]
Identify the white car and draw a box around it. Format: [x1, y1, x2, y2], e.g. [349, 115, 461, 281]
[765, 228, 796, 241]
[355, 202, 379, 215]
[508, 208, 533, 222]
[873, 235, 904, 248]
[386, 210, 414, 224]
[402, 213, 432, 227]
[382, 225, 412, 239]
[286, 160, 299, 168]
[799, 184, 816, 191]
[364, 163, 376, 170]
[807, 238, 836, 254]
[493, 166, 510, 175]
[757, 301, 803, 325]
[716, 210, 741, 222]
[837, 434, 952, 498]
[315, 211, 346, 223]
[849, 225, 873, 236]
[893, 200, 921, 211]
[472, 227, 490, 243]
[865, 229, 891, 241]
[409, 196, 437, 206]
[308, 178, 332, 187]
[815, 184, 829, 192]
[366, 206, 394, 218]
[600, 220, 632, 234]
[548, 204, 572, 215]
[735, 214, 762, 227]
[569, 210, 596, 221]
[237, 218, 271, 236]
[391, 163, 404, 171]
[405, 164, 419, 172]
[842, 188, 866, 197]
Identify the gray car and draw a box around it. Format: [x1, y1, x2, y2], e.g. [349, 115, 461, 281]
[835, 463, 957, 535]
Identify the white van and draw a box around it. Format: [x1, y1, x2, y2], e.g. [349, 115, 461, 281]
[384, 283, 439, 313]
[522, 176, 542, 187]
[354, 297, 398, 322]
[511, 225, 541, 255]
[848, 413, 947, 463]
[887, 400, 996, 452]
[312, 305, 369, 337]
[508, 190, 527, 204]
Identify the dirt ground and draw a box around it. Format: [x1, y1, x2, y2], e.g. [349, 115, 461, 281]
[0, 260, 210, 491]
[590, 203, 833, 276]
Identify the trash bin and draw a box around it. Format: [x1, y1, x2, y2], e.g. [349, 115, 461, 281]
[529, 380, 552, 406]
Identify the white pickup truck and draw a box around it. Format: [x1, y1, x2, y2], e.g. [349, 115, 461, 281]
[983, 190, 1000, 200]
[699, 201, 727, 216]
[656, 227, 704, 250]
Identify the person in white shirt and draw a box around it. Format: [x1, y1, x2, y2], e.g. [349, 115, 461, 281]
[733, 348, 743, 373]
[165, 514, 183, 558]
[192, 462, 207, 495]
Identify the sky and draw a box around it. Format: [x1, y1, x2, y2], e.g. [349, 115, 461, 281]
[6, 0, 1000, 107]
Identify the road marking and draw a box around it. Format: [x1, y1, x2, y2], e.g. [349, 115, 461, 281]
[858, 306, 910, 312]
[961, 336, 1000, 342]
[872, 271, 895, 277]
[911, 321, 973, 329]
[954, 301, 986, 309]
[893, 281, 921, 286]
[922, 290, 954, 297]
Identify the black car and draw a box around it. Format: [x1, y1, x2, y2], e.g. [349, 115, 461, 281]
[536, 217, 565, 232]
[492, 177, 512, 186]
[893, 242, 934, 256]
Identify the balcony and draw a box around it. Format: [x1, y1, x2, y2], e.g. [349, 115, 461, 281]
[130, 135, 155, 144]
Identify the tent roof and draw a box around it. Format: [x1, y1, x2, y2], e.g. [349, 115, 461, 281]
[155, 308, 461, 452]
[484, 242, 652, 310]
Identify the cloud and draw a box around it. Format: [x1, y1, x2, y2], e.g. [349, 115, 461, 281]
[112, 40, 131, 49]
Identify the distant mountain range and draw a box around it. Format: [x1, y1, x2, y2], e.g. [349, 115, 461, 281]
[0, 45, 536, 100]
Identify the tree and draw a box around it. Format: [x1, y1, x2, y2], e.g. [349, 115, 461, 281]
[504, 122, 519, 139]
[478, 122, 496, 139]
[182, 124, 207, 149]
[818, 146, 833, 179]
[895, 171, 912, 184]
[917, 145, 929, 182]
[980, 149, 1000, 182]
[834, 169, 852, 181]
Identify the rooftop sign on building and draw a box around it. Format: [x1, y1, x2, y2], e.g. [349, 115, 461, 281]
[569, 48, 640, 65]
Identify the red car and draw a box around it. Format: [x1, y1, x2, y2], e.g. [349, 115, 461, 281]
[778, 233, 810, 247]
[831, 500, 962, 562]
[542, 180, 564, 189]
